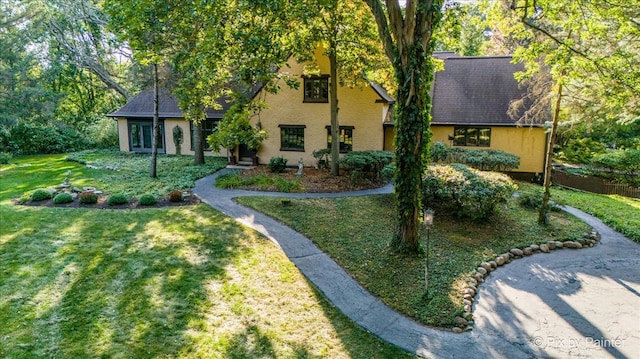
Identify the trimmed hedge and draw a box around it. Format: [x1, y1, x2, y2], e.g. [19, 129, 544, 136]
[430, 142, 520, 172]
[339, 150, 394, 185]
[423, 164, 517, 220]
[107, 193, 128, 206]
[53, 193, 74, 204]
[31, 189, 53, 202]
[139, 194, 156, 206]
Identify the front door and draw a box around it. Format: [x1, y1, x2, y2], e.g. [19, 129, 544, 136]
[128, 120, 165, 153]
[238, 143, 254, 160]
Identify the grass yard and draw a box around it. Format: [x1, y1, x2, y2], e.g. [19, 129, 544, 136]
[0, 153, 413, 358]
[237, 182, 591, 328]
[551, 186, 640, 243]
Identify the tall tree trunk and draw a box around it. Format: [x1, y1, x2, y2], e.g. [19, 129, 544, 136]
[150, 62, 159, 178]
[193, 118, 205, 165]
[391, 43, 434, 254]
[363, 0, 442, 254]
[329, 44, 340, 176]
[539, 81, 563, 224]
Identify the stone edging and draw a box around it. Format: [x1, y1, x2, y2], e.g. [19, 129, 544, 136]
[451, 229, 601, 333]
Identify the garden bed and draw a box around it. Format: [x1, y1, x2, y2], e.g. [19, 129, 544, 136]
[220, 166, 386, 192]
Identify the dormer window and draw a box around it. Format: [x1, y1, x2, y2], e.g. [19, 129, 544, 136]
[303, 76, 329, 103]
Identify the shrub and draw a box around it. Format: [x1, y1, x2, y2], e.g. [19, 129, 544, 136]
[423, 164, 517, 220]
[78, 191, 98, 204]
[339, 150, 394, 185]
[83, 117, 119, 149]
[7, 122, 89, 155]
[139, 194, 157, 206]
[273, 177, 302, 192]
[559, 138, 606, 164]
[107, 193, 128, 205]
[0, 152, 11, 164]
[430, 142, 450, 163]
[168, 190, 183, 202]
[381, 163, 395, 183]
[268, 156, 288, 173]
[518, 191, 561, 212]
[429, 144, 520, 172]
[53, 193, 74, 204]
[215, 172, 243, 189]
[591, 149, 640, 176]
[312, 148, 331, 169]
[31, 189, 53, 202]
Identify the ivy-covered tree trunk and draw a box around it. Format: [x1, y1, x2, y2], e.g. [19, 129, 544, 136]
[391, 43, 434, 253]
[364, 0, 442, 254]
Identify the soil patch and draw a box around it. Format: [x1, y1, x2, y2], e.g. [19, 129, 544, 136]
[231, 166, 386, 193]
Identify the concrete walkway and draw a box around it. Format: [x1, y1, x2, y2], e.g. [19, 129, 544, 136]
[193, 170, 640, 358]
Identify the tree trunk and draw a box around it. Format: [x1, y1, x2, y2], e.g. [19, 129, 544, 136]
[329, 45, 340, 176]
[391, 43, 434, 254]
[539, 81, 563, 224]
[150, 63, 159, 178]
[193, 120, 205, 165]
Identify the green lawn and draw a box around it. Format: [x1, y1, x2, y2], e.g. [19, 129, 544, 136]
[237, 183, 591, 328]
[551, 186, 640, 243]
[0, 152, 413, 358]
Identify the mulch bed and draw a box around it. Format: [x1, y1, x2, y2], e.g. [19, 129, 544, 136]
[18, 167, 386, 209]
[233, 166, 384, 193]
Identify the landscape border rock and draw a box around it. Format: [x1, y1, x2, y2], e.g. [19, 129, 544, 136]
[452, 229, 600, 333]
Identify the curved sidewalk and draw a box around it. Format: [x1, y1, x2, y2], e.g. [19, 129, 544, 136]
[194, 170, 640, 358]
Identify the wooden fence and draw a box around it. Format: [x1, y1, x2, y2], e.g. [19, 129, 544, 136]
[552, 171, 640, 198]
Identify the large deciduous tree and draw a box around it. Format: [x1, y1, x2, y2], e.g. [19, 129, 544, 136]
[303, 0, 387, 176]
[498, 0, 640, 223]
[363, 0, 444, 254]
[105, 0, 172, 177]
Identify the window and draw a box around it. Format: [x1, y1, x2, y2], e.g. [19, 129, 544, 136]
[128, 120, 164, 153]
[304, 76, 329, 103]
[279, 125, 305, 151]
[190, 119, 219, 151]
[326, 126, 354, 153]
[453, 127, 491, 147]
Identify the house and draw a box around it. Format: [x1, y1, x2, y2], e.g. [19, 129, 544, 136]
[109, 50, 547, 176]
[428, 54, 548, 175]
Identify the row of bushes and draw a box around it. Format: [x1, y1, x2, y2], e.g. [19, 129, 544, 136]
[0, 118, 118, 155]
[423, 164, 518, 220]
[430, 142, 520, 172]
[28, 189, 185, 205]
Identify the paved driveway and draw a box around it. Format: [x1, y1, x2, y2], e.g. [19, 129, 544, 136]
[194, 172, 640, 358]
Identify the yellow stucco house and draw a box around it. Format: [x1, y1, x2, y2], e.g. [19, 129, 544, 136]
[108, 50, 547, 176]
[428, 53, 547, 175]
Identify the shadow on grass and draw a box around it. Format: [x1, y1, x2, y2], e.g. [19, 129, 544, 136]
[0, 204, 243, 358]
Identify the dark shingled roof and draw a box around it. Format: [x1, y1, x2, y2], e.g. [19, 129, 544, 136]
[108, 85, 262, 119]
[370, 82, 395, 104]
[110, 81, 395, 119]
[431, 55, 535, 126]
